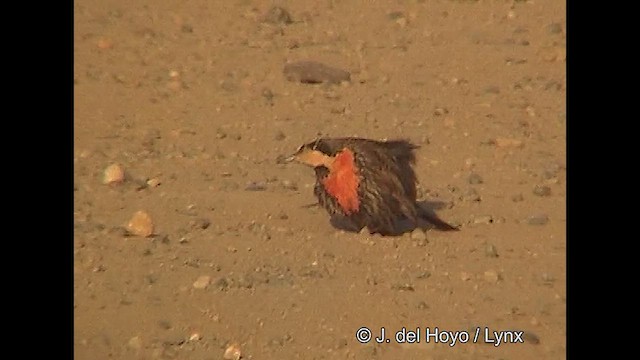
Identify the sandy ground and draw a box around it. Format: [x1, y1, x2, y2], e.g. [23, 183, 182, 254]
[74, 0, 566, 359]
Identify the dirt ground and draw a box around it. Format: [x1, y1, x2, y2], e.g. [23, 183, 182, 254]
[74, 0, 566, 359]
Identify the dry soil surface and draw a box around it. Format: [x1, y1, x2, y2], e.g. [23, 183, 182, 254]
[74, 1, 566, 359]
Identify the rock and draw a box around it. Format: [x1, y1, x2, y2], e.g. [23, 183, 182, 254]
[223, 343, 242, 360]
[127, 211, 154, 237]
[533, 185, 551, 197]
[283, 61, 351, 84]
[483, 270, 500, 283]
[485, 244, 499, 258]
[103, 163, 125, 185]
[527, 214, 549, 226]
[460, 272, 472, 281]
[468, 173, 484, 184]
[193, 275, 211, 290]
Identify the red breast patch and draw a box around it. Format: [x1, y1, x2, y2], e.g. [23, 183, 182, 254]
[321, 148, 360, 214]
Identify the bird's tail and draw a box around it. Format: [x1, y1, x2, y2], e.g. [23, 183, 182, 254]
[416, 205, 460, 231]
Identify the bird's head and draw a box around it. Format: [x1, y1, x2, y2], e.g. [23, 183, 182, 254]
[286, 138, 336, 168]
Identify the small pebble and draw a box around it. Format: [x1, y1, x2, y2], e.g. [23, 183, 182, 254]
[493, 137, 523, 148]
[189, 218, 211, 230]
[146, 178, 161, 187]
[512, 193, 524, 202]
[262, 89, 275, 106]
[223, 343, 242, 360]
[460, 272, 472, 281]
[103, 163, 125, 185]
[410, 228, 427, 241]
[433, 107, 449, 117]
[533, 185, 551, 197]
[193, 275, 211, 290]
[485, 244, 499, 258]
[127, 211, 154, 237]
[387, 11, 405, 20]
[97, 37, 113, 49]
[275, 155, 288, 164]
[245, 182, 267, 191]
[542, 162, 564, 179]
[128, 336, 142, 350]
[274, 131, 286, 141]
[158, 320, 172, 330]
[280, 180, 298, 190]
[483, 86, 500, 94]
[462, 188, 481, 202]
[283, 61, 351, 84]
[263, 6, 293, 25]
[468, 173, 484, 185]
[483, 270, 500, 283]
[547, 22, 563, 34]
[541, 272, 555, 284]
[527, 214, 549, 226]
[473, 215, 494, 225]
[523, 331, 540, 344]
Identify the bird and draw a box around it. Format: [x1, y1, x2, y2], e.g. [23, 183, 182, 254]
[287, 137, 459, 235]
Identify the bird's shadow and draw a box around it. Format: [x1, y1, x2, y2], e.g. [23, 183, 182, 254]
[329, 200, 459, 236]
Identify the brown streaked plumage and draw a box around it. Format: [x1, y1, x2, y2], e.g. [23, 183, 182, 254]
[288, 137, 459, 235]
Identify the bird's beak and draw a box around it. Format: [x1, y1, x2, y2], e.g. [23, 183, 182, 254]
[284, 154, 296, 163]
